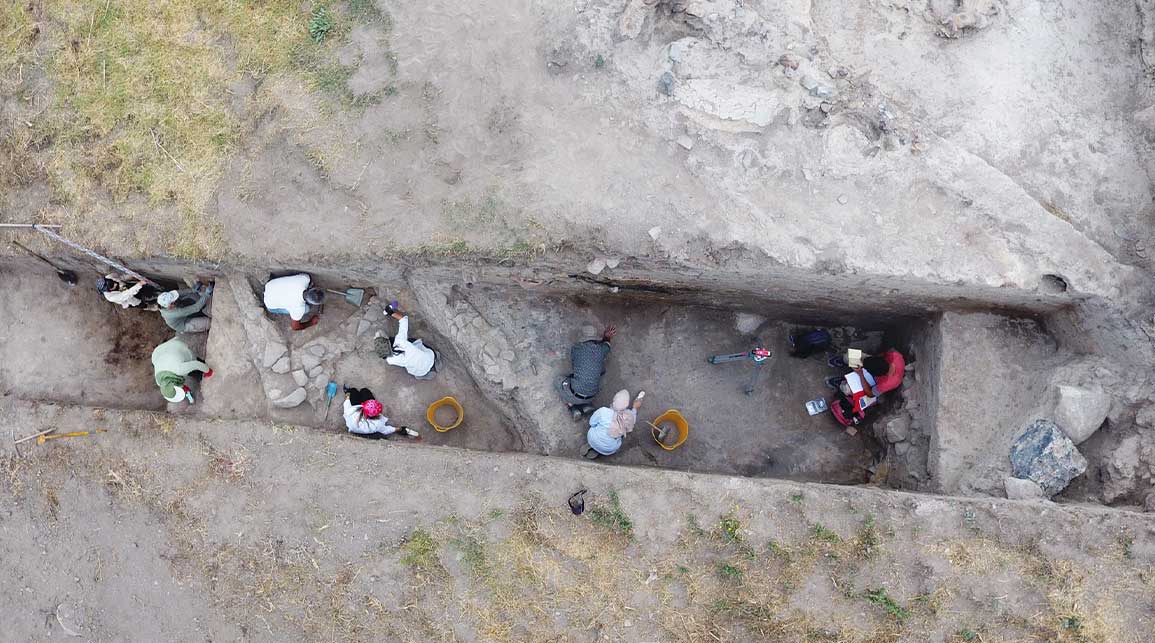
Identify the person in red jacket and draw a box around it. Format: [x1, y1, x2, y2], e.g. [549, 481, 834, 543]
[854, 349, 906, 398]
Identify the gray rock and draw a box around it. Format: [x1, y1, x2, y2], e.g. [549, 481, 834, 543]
[837, 194, 849, 205]
[292, 369, 308, 387]
[800, 74, 819, 91]
[500, 350, 516, 361]
[1103, 435, 1142, 503]
[268, 389, 283, 400]
[604, 257, 621, 269]
[676, 135, 694, 150]
[1053, 385, 1109, 444]
[262, 342, 287, 368]
[657, 71, 675, 96]
[357, 319, 372, 336]
[884, 414, 911, 443]
[270, 355, 291, 374]
[1009, 419, 1088, 497]
[1004, 476, 1046, 500]
[271, 387, 308, 409]
[308, 344, 326, 357]
[1144, 490, 1155, 513]
[894, 441, 910, 456]
[587, 258, 607, 275]
[777, 53, 800, 70]
[648, 226, 662, 240]
[1137, 404, 1155, 428]
[301, 353, 321, 372]
[308, 365, 324, 378]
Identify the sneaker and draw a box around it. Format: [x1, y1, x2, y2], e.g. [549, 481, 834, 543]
[402, 427, 420, 437]
[825, 376, 843, 390]
[581, 445, 599, 460]
[571, 407, 584, 422]
[827, 355, 848, 369]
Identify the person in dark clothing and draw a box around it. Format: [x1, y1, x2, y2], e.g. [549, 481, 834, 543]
[556, 325, 616, 421]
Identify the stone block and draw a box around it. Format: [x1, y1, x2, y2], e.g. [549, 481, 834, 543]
[1054, 385, 1109, 444]
[1009, 419, 1087, 497]
[271, 387, 308, 408]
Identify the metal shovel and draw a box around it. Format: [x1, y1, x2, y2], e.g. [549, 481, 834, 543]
[325, 287, 365, 307]
[11, 241, 78, 285]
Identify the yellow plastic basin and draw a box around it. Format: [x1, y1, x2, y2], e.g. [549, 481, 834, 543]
[426, 396, 464, 432]
[648, 409, 688, 451]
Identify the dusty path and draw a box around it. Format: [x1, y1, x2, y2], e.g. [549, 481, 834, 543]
[3, 399, 1154, 641]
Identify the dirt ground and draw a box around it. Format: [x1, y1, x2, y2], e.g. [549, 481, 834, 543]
[0, 267, 172, 411]
[5, 0, 1155, 639]
[462, 286, 881, 482]
[4, 400, 1155, 642]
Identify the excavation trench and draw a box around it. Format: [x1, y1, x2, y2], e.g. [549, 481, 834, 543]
[1, 254, 1134, 499]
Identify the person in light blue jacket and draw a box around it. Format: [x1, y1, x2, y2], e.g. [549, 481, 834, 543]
[582, 389, 644, 459]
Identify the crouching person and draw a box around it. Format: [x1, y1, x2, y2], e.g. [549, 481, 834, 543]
[582, 389, 643, 459]
[557, 325, 616, 421]
[342, 387, 420, 439]
[152, 336, 213, 404]
[157, 283, 213, 333]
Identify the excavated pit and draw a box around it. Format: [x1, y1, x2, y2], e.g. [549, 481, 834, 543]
[4, 254, 1149, 506]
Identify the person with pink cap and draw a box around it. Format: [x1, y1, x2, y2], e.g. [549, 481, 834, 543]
[341, 386, 419, 439]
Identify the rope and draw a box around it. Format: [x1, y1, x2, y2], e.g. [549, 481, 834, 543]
[33, 225, 158, 286]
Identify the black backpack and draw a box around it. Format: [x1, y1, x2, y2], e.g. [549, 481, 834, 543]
[789, 328, 832, 358]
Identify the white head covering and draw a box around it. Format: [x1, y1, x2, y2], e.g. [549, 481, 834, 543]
[607, 390, 636, 438]
[163, 385, 187, 403]
[157, 290, 180, 308]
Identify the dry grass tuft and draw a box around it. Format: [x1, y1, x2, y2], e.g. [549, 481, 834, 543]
[2, 0, 390, 258]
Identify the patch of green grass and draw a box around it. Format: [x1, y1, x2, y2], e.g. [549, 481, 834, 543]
[718, 515, 743, 544]
[686, 515, 707, 538]
[309, 6, 335, 43]
[450, 534, 487, 576]
[766, 539, 792, 561]
[1118, 534, 1135, 559]
[789, 492, 804, 505]
[400, 528, 439, 570]
[594, 54, 605, 68]
[347, 0, 388, 24]
[676, 565, 690, 575]
[588, 490, 633, 538]
[853, 515, 881, 559]
[863, 588, 910, 621]
[811, 523, 841, 545]
[1061, 615, 1082, 631]
[717, 563, 744, 583]
[954, 628, 979, 642]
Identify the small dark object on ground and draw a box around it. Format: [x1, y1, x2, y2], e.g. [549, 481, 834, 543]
[568, 489, 587, 515]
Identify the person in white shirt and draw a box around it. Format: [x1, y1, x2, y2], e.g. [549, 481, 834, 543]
[262, 273, 325, 330]
[96, 274, 161, 309]
[342, 387, 419, 439]
[374, 301, 437, 379]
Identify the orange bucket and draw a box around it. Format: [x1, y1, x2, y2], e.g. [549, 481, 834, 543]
[426, 396, 464, 432]
[648, 409, 688, 451]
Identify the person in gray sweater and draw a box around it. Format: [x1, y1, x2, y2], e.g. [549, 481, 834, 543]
[556, 325, 616, 421]
[157, 283, 213, 333]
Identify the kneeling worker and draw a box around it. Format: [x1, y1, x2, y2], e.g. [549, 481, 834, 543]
[157, 283, 213, 333]
[342, 386, 420, 439]
[152, 336, 213, 403]
[263, 273, 325, 330]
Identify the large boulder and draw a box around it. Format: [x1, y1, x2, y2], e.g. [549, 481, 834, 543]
[1053, 385, 1109, 444]
[1009, 419, 1088, 497]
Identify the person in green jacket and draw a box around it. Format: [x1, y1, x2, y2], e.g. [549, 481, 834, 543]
[157, 283, 213, 333]
[151, 337, 213, 403]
